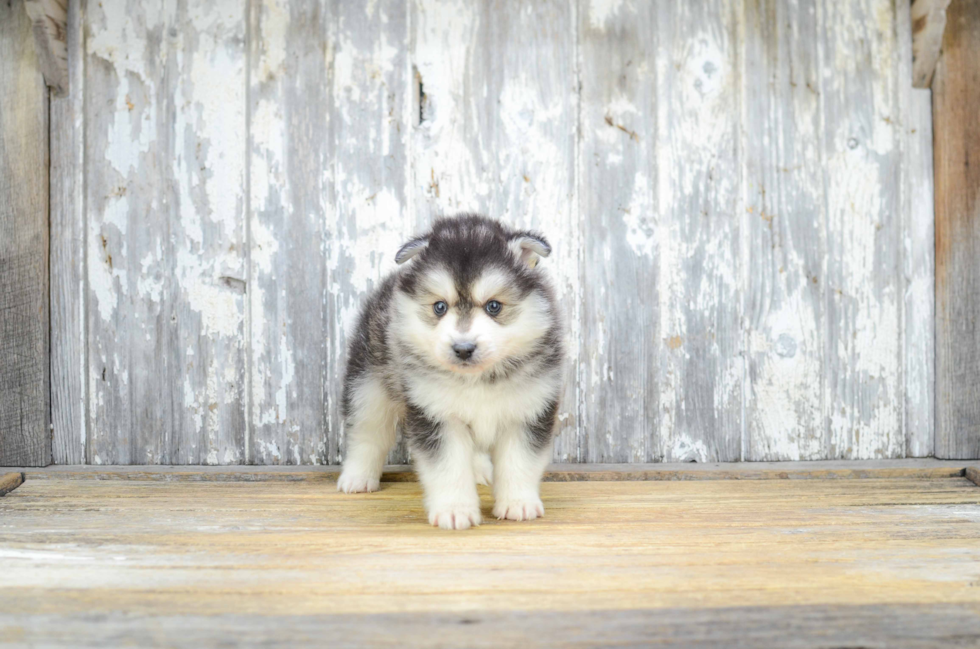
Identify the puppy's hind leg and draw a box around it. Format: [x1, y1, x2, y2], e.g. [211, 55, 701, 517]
[338, 376, 399, 493]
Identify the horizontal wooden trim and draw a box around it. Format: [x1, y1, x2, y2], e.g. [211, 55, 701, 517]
[2, 459, 975, 484]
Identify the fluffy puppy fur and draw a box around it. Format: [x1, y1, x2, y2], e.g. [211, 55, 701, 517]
[337, 214, 564, 530]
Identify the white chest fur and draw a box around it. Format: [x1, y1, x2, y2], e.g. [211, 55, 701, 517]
[405, 370, 560, 449]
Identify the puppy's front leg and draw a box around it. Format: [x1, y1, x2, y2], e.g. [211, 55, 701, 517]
[492, 424, 552, 522]
[409, 410, 481, 530]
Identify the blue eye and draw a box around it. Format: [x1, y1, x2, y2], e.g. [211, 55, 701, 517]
[433, 301, 448, 316]
[485, 300, 502, 316]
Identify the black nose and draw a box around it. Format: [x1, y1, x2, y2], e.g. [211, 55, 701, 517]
[452, 342, 476, 360]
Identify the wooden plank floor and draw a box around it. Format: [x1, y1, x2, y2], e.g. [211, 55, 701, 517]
[2, 473, 980, 647]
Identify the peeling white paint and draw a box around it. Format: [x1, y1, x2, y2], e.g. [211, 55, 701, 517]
[256, 0, 288, 82]
[71, 0, 932, 466]
[669, 434, 709, 463]
[623, 172, 656, 258]
[184, 279, 242, 338]
[588, 0, 625, 28]
[88, 228, 122, 324]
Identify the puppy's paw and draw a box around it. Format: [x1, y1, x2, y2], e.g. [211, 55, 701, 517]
[473, 452, 493, 486]
[337, 467, 381, 493]
[493, 496, 544, 521]
[428, 503, 482, 530]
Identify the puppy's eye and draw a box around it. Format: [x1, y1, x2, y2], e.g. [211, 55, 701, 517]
[433, 301, 448, 317]
[485, 300, 502, 316]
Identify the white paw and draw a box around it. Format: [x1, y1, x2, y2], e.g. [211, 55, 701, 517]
[493, 496, 544, 521]
[428, 503, 482, 530]
[337, 467, 381, 493]
[473, 452, 493, 486]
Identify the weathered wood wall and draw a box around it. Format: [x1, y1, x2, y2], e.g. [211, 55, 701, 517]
[47, 0, 936, 465]
[934, 0, 980, 459]
[0, 0, 51, 466]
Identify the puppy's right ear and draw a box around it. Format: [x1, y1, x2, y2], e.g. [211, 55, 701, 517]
[395, 235, 428, 264]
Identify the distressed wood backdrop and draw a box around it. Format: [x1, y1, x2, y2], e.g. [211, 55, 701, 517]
[47, 0, 935, 465]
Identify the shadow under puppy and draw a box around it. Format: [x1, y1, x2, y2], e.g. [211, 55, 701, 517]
[338, 214, 564, 530]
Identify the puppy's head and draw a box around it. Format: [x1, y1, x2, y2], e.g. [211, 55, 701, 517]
[393, 214, 556, 376]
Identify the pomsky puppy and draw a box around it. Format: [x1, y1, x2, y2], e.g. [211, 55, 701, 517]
[337, 214, 564, 530]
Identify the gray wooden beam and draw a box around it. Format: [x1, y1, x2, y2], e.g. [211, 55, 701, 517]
[23, 0, 67, 96]
[0, 0, 52, 467]
[5, 604, 980, 649]
[934, 0, 980, 459]
[49, 0, 85, 464]
[911, 0, 951, 88]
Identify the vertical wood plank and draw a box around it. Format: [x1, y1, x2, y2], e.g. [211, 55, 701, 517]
[741, 0, 825, 460]
[85, 0, 248, 464]
[248, 0, 334, 465]
[411, 0, 580, 461]
[934, 0, 980, 459]
[170, 1, 249, 464]
[819, 0, 906, 459]
[0, 0, 51, 467]
[655, 0, 742, 462]
[50, 0, 86, 464]
[484, 1, 579, 463]
[904, 88, 935, 457]
[578, 1, 659, 462]
[902, 0, 936, 457]
[249, 0, 337, 464]
[248, 0, 412, 466]
[332, 0, 413, 465]
[85, 1, 170, 464]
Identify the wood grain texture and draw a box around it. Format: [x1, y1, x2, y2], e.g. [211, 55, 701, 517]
[578, 0, 659, 462]
[410, 0, 580, 461]
[47, 0, 939, 464]
[49, 0, 85, 465]
[742, 0, 825, 461]
[333, 0, 412, 465]
[820, 0, 907, 459]
[905, 94, 937, 456]
[656, 0, 743, 462]
[934, 0, 980, 460]
[23, 0, 68, 96]
[3, 604, 980, 649]
[0, 0, 51, 468]
[169, 1, 249, 465]
[911, 0, 951, 88]
[84, 0, 169, 464]
[84, 0, 248, 465]
[1, 478, 979, 647]
[247, 0, 335, 466]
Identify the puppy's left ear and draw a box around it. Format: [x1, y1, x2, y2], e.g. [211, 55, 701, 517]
[395, 235, 428, 264]
[508, 231, 551, 269]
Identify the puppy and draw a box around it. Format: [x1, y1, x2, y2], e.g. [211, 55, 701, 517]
[337, 214, 564, 530]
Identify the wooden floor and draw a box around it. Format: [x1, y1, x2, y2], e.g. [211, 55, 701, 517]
[2, 466, 980, 647]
